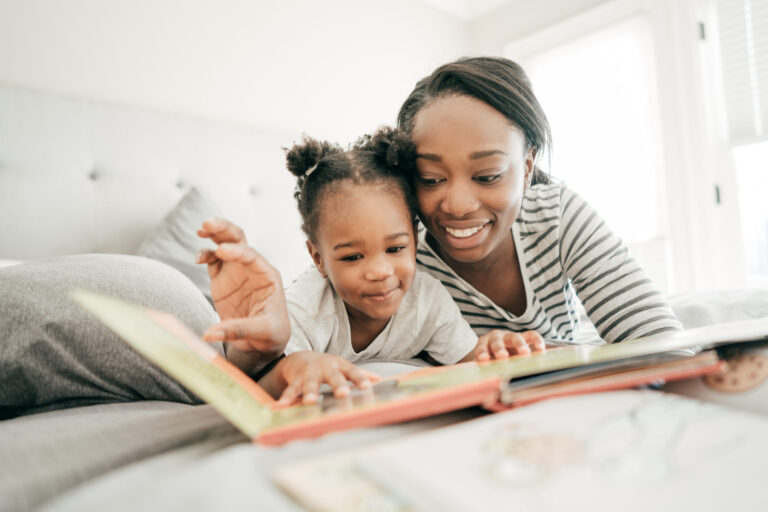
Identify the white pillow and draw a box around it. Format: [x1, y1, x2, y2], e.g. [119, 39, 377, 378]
[137, 187, 221, 302]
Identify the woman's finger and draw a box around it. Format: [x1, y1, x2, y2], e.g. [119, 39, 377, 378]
[503, 332, 531, 356]
[521, 330, 546, 353]
[488, 331, 512, 359]
[474, 337, 491, 361]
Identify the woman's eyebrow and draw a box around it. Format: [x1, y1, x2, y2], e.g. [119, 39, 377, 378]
[469, 149, 507, 159]
[415, 150, 507, 161]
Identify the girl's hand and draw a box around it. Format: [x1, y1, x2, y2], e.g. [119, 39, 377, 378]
[274, 352, 382, 406]
[468, 330, 545, 362]
[196, 218, 290, 366]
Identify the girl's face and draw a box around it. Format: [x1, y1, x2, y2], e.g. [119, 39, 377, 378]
[307, 183, 416, 324]
[410, 94, 535, 267]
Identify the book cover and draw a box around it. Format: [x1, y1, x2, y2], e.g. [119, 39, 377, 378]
[71, 289, 767, 445]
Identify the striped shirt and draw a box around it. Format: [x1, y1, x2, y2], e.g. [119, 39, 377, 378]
[416, 181, 682, 344]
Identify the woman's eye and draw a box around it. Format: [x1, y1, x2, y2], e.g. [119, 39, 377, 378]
[341, 254, 362, 262]
[416, 175, 444, 186]
[475, 172, 504, 184]
[386, 245, 407, 254]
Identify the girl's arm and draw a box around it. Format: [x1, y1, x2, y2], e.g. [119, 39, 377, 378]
[258, 351, 381, 405]
[196, 218, 291, 374]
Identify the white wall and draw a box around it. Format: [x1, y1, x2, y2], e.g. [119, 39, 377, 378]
[0, 0, 468, 144]
[468, 0, 611, 55]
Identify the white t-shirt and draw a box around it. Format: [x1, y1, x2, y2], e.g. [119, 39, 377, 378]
[284, 268, 477, 365]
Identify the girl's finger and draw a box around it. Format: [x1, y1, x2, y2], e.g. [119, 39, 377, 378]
[202, 317, 273, 347]
[195, 248, 220, 264]
[277, 379, 303, 406]
[301, 371, 322, 405]
[324, 368, 351, 398]
[199, 218, 248, 245]
[213, 244, 274, 275]
[346, 367, 381, 388]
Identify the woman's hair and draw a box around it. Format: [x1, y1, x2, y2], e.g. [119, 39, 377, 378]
[285, 126, 418, 242]
[396, 56, 552, 184]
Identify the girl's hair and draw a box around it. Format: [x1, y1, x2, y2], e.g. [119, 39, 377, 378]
[396, 56, 552, 184]
[285, 126, 418, 242]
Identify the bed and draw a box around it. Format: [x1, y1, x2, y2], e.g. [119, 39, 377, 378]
[2, 83, 768, 512]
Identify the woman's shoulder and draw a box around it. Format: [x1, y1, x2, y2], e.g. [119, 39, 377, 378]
[517, 180, 566, 232]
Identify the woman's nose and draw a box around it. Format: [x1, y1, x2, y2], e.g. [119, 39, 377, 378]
[440, 183, 479, 217]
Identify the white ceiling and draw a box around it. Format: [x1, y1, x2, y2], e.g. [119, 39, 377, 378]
[419, 0, 510, 20]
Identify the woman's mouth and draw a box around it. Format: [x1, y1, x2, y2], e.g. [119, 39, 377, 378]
[441, 222, 490, 248]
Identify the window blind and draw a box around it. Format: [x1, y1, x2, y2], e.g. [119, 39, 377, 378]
[716, 0, 768, 143]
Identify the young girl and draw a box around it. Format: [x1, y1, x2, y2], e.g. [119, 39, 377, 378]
[197, 127, 544, 404]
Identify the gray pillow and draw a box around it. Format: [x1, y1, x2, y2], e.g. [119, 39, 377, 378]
[0, 254, 223, 418]
[136, 187, 221, 302]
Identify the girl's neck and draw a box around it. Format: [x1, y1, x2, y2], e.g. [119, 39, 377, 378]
[345, 307, 391, 353]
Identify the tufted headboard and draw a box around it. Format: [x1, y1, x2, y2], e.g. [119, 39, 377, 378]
[0, 84, 311, 281]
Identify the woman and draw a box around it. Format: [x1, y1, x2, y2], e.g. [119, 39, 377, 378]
[397, 56, 681, 344]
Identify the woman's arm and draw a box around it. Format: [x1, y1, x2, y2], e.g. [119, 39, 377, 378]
[559, 186, 682, 342]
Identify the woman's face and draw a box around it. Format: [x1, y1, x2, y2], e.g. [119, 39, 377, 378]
[410, 94, 535, 266]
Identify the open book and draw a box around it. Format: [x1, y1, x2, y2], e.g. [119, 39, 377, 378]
[71, 290, 768, 445]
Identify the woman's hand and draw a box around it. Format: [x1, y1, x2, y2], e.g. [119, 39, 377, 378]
[196, 218, 290, 369]
[264, 352, 381, 406]
[464, 329, 545, 362]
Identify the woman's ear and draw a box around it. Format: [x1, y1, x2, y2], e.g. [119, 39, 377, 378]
[524, 146, 537, 189]
[306, 240, 327, 278]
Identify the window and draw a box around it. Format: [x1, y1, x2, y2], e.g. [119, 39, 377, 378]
[506, 11, 671, 291]
[710, 0, 768, 283]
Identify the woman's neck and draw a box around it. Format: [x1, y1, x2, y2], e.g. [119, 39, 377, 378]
[427, 230, 527, 315]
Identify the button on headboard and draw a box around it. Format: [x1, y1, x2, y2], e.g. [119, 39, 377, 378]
[0, 84, 310, 281]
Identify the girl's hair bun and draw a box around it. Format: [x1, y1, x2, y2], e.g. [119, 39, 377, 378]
[284, 136, 343, 178]
[355, 126, 416, 174]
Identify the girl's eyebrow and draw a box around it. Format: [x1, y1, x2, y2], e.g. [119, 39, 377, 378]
[332, 232, 410, 251]
[415, 150, 507, 161]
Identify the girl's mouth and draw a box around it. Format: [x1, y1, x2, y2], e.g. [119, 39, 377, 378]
[364, 287, 398, 302]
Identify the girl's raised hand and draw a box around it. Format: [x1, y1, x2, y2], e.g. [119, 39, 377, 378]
[470, 330, 545, 362]
[272, 352, 381, 406]
[196, 218, 290, 367]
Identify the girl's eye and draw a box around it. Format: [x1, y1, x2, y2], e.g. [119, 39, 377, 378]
[416, 175, 445, 186]
[475, 172, 504, 184]
[386, 245, 407, 254]
[341, 254, 362, 262]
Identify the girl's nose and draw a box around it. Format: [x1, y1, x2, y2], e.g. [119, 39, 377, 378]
[440, 183, 479, 217]
[364, 255, 394, 281]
